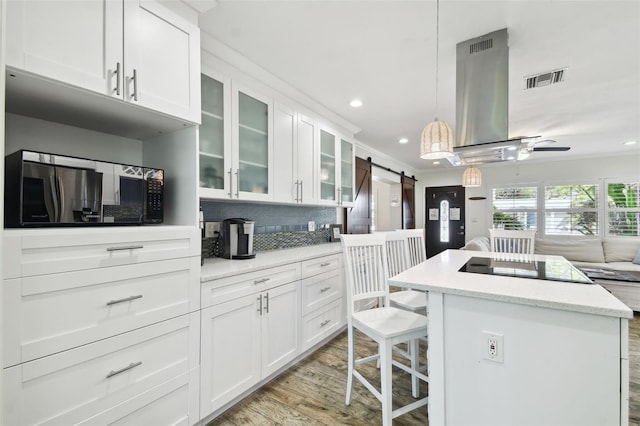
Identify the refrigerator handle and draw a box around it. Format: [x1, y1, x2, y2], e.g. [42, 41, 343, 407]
[56, 175, 65, 223]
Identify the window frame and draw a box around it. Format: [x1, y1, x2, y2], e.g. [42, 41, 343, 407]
[604, 178, 640, 237]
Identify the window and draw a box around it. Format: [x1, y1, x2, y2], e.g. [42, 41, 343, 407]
[544, 184, 598, 236]
[607, 181, 640, 236]
[440, 200, 449, 242]
[491, 187, 537, 230]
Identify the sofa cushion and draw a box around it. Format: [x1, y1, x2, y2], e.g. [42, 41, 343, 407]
[535, 238, 605, 263]
[462, 236, 491, 251]
[634, 249, 640, 265]
[572, 261, 640, 273]
[603, 238, 640, 262]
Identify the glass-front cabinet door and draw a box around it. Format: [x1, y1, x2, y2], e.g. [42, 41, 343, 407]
[319, 129, 337, 203]
[199, 72, 231, 199]
[318, 128, 355, 206]
[340, 138, 354, 206]
[232, 84, 272, 201]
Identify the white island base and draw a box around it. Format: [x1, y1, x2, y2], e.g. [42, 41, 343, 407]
[390, 250, 632, 426]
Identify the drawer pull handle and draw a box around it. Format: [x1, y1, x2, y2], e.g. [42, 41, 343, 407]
[320, 319, 331, 327]
[106, 361, 142, 379]
[254, 278, 270, 285]
[106, 245, 144, 252]
[320, 262, 331, 267]
[319, 286, 331, 293]
[106, 294, 143, 306]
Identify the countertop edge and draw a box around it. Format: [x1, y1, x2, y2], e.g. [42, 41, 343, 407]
[201, 243, 342, 282]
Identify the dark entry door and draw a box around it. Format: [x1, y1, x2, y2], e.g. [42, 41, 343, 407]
[426, 185, 465, 258]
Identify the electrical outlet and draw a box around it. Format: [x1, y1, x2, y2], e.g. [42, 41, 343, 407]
[205, 222, 221, 238]
[308, 221, 316, 232]
[482, 332, 504, 363]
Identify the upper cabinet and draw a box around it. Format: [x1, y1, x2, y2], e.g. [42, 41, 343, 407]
[318, 127, 354, 207]
[273, 103, 317, 204]
[199, 73, 273, 201]
[5, 0, 201, 124]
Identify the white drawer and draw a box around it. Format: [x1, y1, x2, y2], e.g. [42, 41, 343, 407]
[202, 263, 300, 308]
[302, 299, 342, 351]
[78, 369, 199, 426]
[300, 254, 341, 279]
[301, 268, 342, 316]
[3, 256, 200, 367]
[3, 226, 200, 279]
[3, 312, 200, 426]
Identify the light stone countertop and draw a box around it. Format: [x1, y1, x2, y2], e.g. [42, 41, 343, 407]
[201, 242, 342, 282]
[390, 249, 633, 319]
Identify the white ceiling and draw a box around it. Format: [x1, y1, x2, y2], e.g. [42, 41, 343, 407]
[198, 0, 640, 172]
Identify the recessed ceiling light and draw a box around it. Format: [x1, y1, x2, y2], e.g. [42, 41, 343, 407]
[624, 140, 638, 146]
[398, 137, 409, 144]
[433, 161, 440, 165]
[349, 99, 363, 108]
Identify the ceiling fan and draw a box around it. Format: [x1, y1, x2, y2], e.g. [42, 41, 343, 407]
[519, 139, 570, 160]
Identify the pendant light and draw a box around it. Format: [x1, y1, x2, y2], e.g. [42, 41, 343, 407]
[420, 0, 453, 160]
[462, 166, 482, 187]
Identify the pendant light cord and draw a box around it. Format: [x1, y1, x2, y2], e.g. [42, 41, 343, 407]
[434, 0, 440, 121]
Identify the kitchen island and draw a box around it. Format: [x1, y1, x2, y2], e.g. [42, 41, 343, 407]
[390, 249, 633, 426]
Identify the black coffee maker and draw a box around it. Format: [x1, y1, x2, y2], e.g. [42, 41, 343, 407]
[221, 218, 256, 259]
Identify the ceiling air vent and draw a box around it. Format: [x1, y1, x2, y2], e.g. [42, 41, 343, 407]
[524, 68, 566, 89]
[469, 38, 493, 54]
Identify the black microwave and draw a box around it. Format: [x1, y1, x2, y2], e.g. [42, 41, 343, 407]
[4, 150, 164, 227]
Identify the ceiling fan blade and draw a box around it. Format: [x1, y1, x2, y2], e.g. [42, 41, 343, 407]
[532, 147, 571, 152]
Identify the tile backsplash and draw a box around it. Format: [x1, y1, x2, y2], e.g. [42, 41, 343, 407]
[200, 201, 339, 254]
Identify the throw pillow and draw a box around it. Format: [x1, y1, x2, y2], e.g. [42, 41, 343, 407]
[633, 249, 640, 265]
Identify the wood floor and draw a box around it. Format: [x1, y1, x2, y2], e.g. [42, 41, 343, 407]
[209, 314, 640, 426]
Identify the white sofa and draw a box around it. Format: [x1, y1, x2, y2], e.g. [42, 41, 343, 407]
[463, 236, 640, 310]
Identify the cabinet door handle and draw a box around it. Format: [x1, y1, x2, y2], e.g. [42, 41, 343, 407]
[254, 278, 270, 285]
[320, 319, 331, 327]
[294, 180, 300, 202]
[228, 168, 233, 198]
[257, 295, 263, 315]
[131, 69, 138, 101]
[106, 245, 143, 252]
[263, 293, 269, 314]
[106, 294, 143, 306]
[300, 180, 303, 202]
[320, 262, 331, 267]
[235, 169, 240, 198]
[337, 187, 342, 205]
[319, 286, 331, 293]
[106, 361, 142, 379]
[114, 62, 121, 96]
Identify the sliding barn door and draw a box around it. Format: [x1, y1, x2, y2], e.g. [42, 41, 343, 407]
[343, 157, 372, 234]
[401, 173, 416, 229]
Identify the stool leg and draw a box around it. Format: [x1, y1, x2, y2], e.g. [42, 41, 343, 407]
[345, 325, 354, 405]
[380, 340, 393, 426]
[410, 338, 419, 398]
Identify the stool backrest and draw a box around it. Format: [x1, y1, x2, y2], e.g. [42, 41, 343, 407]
[396, 229, 426, 267]
[341, 233, 390, 316]
[489, 229, 536, 254]
[384, 231, 410, 278]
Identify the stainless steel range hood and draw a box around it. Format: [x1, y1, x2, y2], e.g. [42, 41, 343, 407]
[448, 29, 529, 165]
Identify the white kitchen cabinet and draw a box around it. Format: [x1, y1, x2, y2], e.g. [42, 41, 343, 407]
[300, 254, 343, 351]
[200, 275, 300, 417]
[318, 126, 354, 207]
[273, 103, 317, 204]
[3, 312, 200, 426]
[199, 73, 273, 201]
[6, 0, 200, 123]
[1, 226, 201, 425]
[199, 72, 231, 198]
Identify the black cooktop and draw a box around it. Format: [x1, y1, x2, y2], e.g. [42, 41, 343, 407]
[459, 256, 593, 284]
